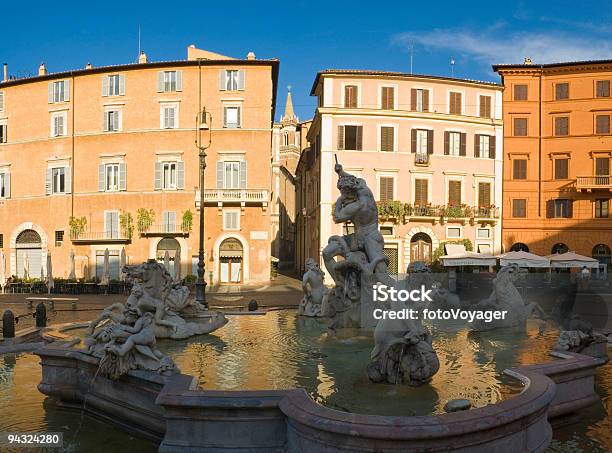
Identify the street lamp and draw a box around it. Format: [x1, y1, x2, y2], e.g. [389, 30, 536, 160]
[195, 108, 212, 308]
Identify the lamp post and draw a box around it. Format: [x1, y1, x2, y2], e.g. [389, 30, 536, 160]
[195, 108, 212, 308]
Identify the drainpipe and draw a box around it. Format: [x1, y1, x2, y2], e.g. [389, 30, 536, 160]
[71, 72, 75, 217]
[538, 66, 543, 217]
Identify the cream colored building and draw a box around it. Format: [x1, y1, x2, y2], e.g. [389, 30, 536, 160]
[0, 46, 279, 284]
[297, 70, 503, 276]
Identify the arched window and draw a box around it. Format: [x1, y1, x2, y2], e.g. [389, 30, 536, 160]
[282, 132, 289, 146]
[510, 242, 529, 252]
[551, 243, 569, 255]
[592, 244, 611, 264]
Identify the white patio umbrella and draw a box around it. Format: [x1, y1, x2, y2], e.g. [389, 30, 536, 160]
[23, 253, 30, 280]
[498, 251, 550, 268]
[100, 248, 110, 286]
[46, 253, 54, 294]
[68, 249, 76, 280]
[119, 247, 127, 281]
[440, 251, 497, 267]
[546, 251, 599, 269]
[0, 251, 6, 292]
[164, 250, 171, 272]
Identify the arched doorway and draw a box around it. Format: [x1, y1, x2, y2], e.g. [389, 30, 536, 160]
[410, 233, 432, 264]
[510, 242, 530, 252]
[16, 229, 42, 278]
[593, 244, 611, 265]
[219, 238, 243, 283]
[157, 237, 180, 278]
[551, 243, 569, 255]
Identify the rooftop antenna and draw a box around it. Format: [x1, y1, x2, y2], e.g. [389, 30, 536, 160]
[409, 42, 414, 74]
[450, 56, 456, 77]
[138, 26, 141, 60]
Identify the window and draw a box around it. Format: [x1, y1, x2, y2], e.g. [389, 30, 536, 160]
[163, 162, 177, 189]
[103, 74, 125, 96]
[593, 244, 611, 264]
[513, 117, 528, 136]
[52, 167, 66, 194]
[344, 85, 358, 108]
[106, 164, 120, 191]
[555, 83, 569, 100]
[51, 112, 67, 137]
[554, 158, 569, 179]
[596, 115, 610, 134]
[476, 135, 492, 158]
[479, 95, 492, 118]
[104, 211, 120, 239]
[0, 234, 3, 248]
[154, 160, 185, 190]
[449, 92, 462, 114]
[446, 131, 461, 156]
[448, 180, 461, 206]
[549, 199, 572, 218]
[161, 104, 178, 129]
[595, 157, 610, 176]
[0, 91, 4, 111]
[380, 126, 394, 152]
[0, 172, 9, 198]
[595, 199, 609, 218]
[55, 230, 64, 246]
[514, 84, 528, 100]
[513, 159, 527, 179]
[223, 106, 241, 128]
[378, 176, 394, 201]
[98, 163, 126, 192]
[478, 182, 491, 207]
[596, 80, 610, 98]
[447, 227, 461, 238]
[338, 125, 363, 150]
[380, 226, 394, 235]
[0, 121, 6, 144]
[554, 116, 569, 136]
[551, 243, 569, 254]
[411, 89, 429, 112]
[49, 80, 70, 103]
[477, 228, 491, 239]
[414, 179, 428, 206]
[223, 161, 240, 189]
[158, 70, 182, 92]
[220, 70, 245, 91]
[104, 110, 121, 132]
[223, 210, 240, 230]
[162, 211, 177, 233]
[512, 199, 527, 218]
[381, 86, 395, 109]
[414, 129, 430, 155]
[511, 242, 529, 252]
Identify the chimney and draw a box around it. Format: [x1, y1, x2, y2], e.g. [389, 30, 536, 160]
[138, 51, 148, 64]
[523, 57, 533, 65]
[38, 63, 47, 76]
[85, 62, 93, 69]
[3, 63, 7, 82]
[247, 51, 256, 60]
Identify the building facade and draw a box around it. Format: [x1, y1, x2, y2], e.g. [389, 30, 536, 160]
[297, 70, 503, 276]
[0, 46, 278, 284]
[494, 60, 612, 265]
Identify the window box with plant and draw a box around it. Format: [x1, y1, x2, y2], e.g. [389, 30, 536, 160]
[137, 208, 156, 234]
[376, 200, 406, 224]
[69, 216, 87, 240]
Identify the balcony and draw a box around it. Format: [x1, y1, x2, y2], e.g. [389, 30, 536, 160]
[414, 152, 430, 166]
[139, 222, 191, 237]
[70, 230, 130, 244]
[472, 206, 500, 225]
[407, 205, 443, 223]
[195, 188, 269, 209]
[576, 176, 612, 191]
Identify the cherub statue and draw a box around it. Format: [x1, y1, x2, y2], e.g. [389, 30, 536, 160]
[298, 258, 327, 317]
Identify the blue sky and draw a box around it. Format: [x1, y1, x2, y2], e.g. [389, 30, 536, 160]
[3, 1, 612, 120]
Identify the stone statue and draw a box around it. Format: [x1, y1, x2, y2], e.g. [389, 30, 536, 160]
[472, 264, 547, 331]
[553, 315, 608, 360]
[84, 259, 228, 378]
[298, 258, 327, 317]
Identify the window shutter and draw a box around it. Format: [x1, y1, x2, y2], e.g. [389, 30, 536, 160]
[64, 80, 70, 102]
[239, 161, 247, 188]
[98, 164, 105, 191]
[381, 127, 394, 151]
[4, 173, 10, 198]
[459, 133, 466, 156]
[444, 131, 449, 155]
[567, 200, 573, 218]
[176, 161, 185, 189]
[119, 75, 126, 95]
[411, 129, 417, 153]
[103, 111, 109, 131]
[157, 72, 164, 92]
[474, 134, 480, 157]
[448, 181, 461, 205]
[479, 183, 491, 207]
[427, 130, 433, 154]
[169, 211, 176, 230]
[216, 161, 224, 188]
[45, 168, 52, 194]
[546, 200, 554, 218]
[223, 107, 228, 127]
[0, 92, 4, 111]
[176, 71, 183, 91]
[238, 70, 245, 90]
[119, 163, 127, 191]
[338, 126, 344, 150]
[410, 89, 417, 111]
[415, 179, 428, 206]
[490, 136, 496, 159]
[115, 111, 121, 130]
[379, 177, 394, 201]
[48, 83, 54, 103]
[65, 167, 71, 193]
[102, 76, 109, 97]
[154, 162, 162, 190]
[356, 126, 363, 150]
[423, 90, 429, 112]
[219, 70, 227, 90]
[237, 106, 241, 127]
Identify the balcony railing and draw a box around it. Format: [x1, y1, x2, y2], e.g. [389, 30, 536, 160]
[70, 230, 130, 243]
[407, 205, 443, 217]
[376, 202, 499, 224]
[576, 175, 612, 190]
[415, 152, 430, 166]
[473, 207, 500, 219]
[196, 188, 269, 207]
[139, 222, 191, 236]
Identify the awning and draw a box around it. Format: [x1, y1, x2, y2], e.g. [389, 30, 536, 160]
[441, 251, 497, 267]
[220, 251, 243, 258]
[498, 251, 550, 268]
[444, 244, 466, 255]
[546, 251, 599, 269]
[478, 244, 492, 254]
